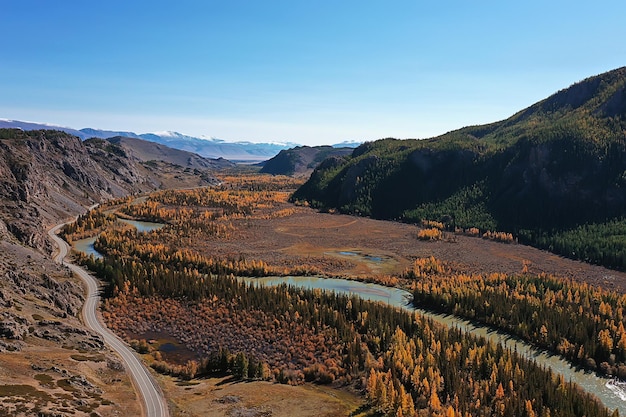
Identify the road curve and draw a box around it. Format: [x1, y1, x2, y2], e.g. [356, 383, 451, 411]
[49, 222, 169, 417]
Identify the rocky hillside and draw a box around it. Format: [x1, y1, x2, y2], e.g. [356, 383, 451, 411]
[292, 67, 626, 268]
[0, 128, 226, 415]
[0, 234, 142, 416]
[102, 136, 235, 170]
[0, 129, 221, 252]
[260, 145, 354, 177]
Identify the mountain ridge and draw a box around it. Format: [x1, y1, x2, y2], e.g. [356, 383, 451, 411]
[292, 66, 626, 269]
[101, 136, 235, 170]
[0, 128, 220, 251]
[260, 145, 354, 177]
[0, 119, 298, 161]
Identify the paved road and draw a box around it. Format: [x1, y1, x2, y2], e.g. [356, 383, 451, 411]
[49, 223, 169, 417]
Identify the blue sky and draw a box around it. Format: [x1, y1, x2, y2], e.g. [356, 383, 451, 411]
[1, 1, 625, 145]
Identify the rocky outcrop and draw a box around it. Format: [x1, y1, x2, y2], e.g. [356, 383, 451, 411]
[0, 312, 28, 340]
[260, 145, 353, 177]
[0, 238, 105, 355]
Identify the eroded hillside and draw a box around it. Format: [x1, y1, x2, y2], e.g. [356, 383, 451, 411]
[0, 128, 221, 415]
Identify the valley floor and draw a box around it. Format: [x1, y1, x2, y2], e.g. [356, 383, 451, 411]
[160, 374, 364, 417]
[203, 208, 626, 292]
[63, 177, 626, 416]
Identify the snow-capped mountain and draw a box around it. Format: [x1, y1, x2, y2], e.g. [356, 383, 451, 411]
[0, 119, 298, 161]
[79, 127, 143, 140]
[331, 140, 363, 148]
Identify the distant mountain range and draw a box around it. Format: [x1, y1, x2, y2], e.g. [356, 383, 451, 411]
[0, 120, 361, 161]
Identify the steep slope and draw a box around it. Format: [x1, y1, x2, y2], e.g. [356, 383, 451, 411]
[100, 136, 235, 170]
[260, 145, 354, 177]
[292, 67, 626, 268]
[0, 128, 223, 415]
[0, 129, 219, 251]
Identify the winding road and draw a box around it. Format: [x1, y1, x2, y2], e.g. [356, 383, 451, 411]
[49, 222, 169, 417]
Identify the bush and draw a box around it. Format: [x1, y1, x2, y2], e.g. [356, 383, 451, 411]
[417, 228, 443, 241]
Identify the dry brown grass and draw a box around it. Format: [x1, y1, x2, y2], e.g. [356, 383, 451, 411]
[159, 374, 366, 417]
[0, 239, 141, 416]
[0, 342, 140, 417]
[185, 205, 626, 290]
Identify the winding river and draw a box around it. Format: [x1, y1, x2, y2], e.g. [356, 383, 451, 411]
[239, 275, 626, 414]
[72, 219, 165, 259]
[71, 222, 626, 413]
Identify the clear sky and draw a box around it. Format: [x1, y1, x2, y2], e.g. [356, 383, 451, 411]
[1, 1, 625, 146]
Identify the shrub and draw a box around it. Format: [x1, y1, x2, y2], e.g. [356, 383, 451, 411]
[417, 228, 443, 241]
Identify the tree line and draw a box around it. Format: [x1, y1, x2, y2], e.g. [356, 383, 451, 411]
[64, 176, 619, 416]
[411, 269, 626, 378]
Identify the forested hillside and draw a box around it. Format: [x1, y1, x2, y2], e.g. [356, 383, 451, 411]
[292, 67, 626, 269]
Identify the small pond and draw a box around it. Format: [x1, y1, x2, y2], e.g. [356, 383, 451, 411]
[336, 251, 384, 263]
[127, 330, 197, 365]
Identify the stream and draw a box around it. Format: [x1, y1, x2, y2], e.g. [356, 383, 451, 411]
[239, 275, 626, 414]
[72, 218, 165, 259]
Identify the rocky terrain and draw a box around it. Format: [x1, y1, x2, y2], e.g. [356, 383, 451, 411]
[260, 145, 353, 177]
[0, 237, 140, 416]
[0, 128, 224, 415]
[0, 129, 221, 252]
[101, 136, 235, 171]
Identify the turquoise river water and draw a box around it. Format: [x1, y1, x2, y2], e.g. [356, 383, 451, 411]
[239, 275, 626, 414]
[72, 218, 165, 259]
[71, 221, 626, 413]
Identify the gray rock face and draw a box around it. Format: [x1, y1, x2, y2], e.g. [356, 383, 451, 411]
[0, 312, 28, 340]
[0, 128, 220, 252]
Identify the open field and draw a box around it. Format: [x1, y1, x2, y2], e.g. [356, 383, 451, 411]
[160, 374, 365, 417]
[81, 177, 626, 416]
[197, 207, 626, 292]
